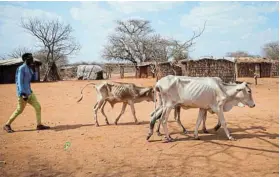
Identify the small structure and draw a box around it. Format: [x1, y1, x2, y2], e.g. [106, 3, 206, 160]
[60, 65, 77, 80]
[77, 65, 103, 80]
[104, 63, 136, 79]
[43, 62, 61, 81]
[236, 57, 278, 78]
[103, 65, 113, 79]
[155, 61, 183, 80]
[0, 57, 42, 84]
[136, 62, 155, 78]
[271, 60, 279, 77]
[180, 57, 236, 83]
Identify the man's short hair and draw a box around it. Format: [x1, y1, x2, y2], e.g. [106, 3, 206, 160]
[22, 53, 33, 61]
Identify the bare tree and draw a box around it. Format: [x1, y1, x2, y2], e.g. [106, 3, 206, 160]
[32, 49, 68, 79]
[102, 19, 155, 64]
[7, 47, 33, 58]
[102, 19, 206, 65]
[262, 41, 279, 60]
[0, 55, 6, 60]
[20, 17, 81, 65]
[170, 21, 206, 61]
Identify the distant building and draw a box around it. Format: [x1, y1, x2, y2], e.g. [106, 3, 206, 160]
[235, 57, 279, 78]
[0, 58, 42, 84]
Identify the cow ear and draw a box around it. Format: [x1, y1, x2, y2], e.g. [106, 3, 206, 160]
[237, 102, 245, 107]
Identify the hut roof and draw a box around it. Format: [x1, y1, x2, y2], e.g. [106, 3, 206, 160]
[60, 65, 76, 70]
[180, 56, 236, 64]
[0, 57, 42, 66]
[138, 61, 173, 66]
[236, 57, 274, 63]
[104, 63, 135, 67]
[77, 65, 103, 80]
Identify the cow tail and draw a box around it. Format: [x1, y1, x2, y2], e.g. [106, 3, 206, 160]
[76, 83, 96, 103]
[154, 86, 157, 116]
[153, 84, 161, 116]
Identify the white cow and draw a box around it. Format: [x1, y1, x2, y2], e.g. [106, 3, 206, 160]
[147, 75, 255, 142]
[154, 80, 253, 136]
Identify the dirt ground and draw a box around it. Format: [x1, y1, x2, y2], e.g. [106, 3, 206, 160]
[0, 77, 279, 177]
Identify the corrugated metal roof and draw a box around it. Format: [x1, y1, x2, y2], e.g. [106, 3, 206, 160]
[0, 58, 42, 66]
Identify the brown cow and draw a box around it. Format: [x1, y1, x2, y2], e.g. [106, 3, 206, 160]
[77, 81, 155, 126]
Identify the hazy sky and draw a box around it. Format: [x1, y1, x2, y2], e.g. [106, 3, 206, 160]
[0, 1, 278, 63]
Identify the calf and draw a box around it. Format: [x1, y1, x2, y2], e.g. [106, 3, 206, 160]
[77, 81, 155, 126]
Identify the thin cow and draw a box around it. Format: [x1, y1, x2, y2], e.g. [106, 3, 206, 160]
[154, 80, 253, 136]
[77, 81, 155, 126]
[147, 75, 255, 142]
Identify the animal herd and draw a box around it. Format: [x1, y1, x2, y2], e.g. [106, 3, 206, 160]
[77, 75, 256, 143]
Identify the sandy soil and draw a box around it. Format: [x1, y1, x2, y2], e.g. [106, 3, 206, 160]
[0, 77, 278, 177]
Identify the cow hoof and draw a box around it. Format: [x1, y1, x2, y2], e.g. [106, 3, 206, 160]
[146, 133, 153, 140]
[163, 138, 173, 143]
[157, 132, 162, 136]
[114, 121, 118, 125]
[203, 129, 209, 134]
[95, 123, 99, 127]
[229, 137, 236, 141]
[135, 121, 140, 125]
[214, 125, 221, 131]
[194, 137, 200, 140]
[163, 136, 174, 143]
[105, 121, 110, 125]
[183, 130, 188, 134]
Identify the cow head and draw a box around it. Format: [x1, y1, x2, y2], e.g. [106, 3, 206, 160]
[139, 87, 155, 102]
[146, 87, 156, 102]
[235, 82, 255, 108]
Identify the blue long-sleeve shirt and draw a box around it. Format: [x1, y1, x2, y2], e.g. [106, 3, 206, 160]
[16, 64, 34, 97]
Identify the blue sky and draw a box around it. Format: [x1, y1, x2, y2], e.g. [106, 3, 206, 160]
[0, 1, 278, 63]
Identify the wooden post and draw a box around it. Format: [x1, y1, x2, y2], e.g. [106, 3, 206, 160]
[254, 73, 258, 85]
[234, 62, 238, 79]
[255, 64, 260, 78]
[120, 65, 124, 79]
[135, 64, 138, 78]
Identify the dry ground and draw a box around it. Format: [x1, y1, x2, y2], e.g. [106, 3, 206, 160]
[0, 77, 279, 177]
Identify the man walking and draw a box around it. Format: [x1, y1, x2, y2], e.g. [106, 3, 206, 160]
[3, 53, 50, 133]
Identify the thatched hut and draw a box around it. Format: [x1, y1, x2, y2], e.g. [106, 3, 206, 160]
[236, 57, 278, 78]
[0, 57, 42, 84]
[180, 57, 236, 83]
[77, 65, 103, 80]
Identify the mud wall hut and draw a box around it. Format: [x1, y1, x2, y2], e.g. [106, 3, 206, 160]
[77, 65, 104, 80]
[271, 60, 279, 77]
[180, 57, 236, 83]
[136, 62, 155, 78]
[236, 57, 278, 78]
[156, 61, 182, 80]
[0, 57, 42, 84]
